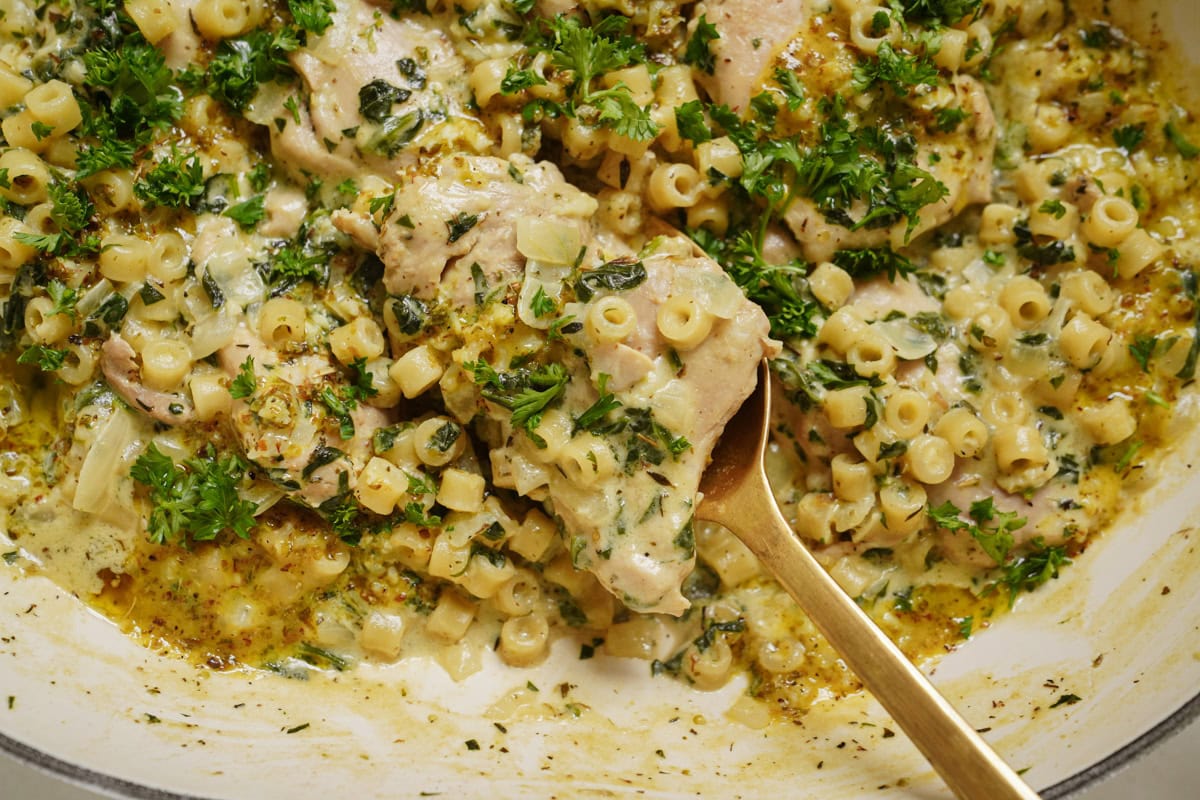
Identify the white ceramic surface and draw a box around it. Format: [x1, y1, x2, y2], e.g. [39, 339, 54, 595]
[3, 2, 1200, 798]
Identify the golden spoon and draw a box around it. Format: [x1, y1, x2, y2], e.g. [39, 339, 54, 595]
[697, 361, 1041, 800]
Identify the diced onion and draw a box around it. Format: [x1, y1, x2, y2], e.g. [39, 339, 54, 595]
[516, 261, 571, 329]
[872, 318, 938, 360]
[516, 217, 582, 266]
[672, 270, 743, 320]
[204, 238, 266, 308]
[189, 306, 239, 358]
[73, 408, 136, 514]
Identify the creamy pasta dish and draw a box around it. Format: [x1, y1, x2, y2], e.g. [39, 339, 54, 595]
[1, 0, 1197, 718]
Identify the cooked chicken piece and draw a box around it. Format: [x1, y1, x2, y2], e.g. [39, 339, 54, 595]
[100, 334, 194, 425]
[341, 151, 777, 614]
[249, 0, 483, 182]
[218, 325, 390, 508]
[538, 240, 777, 614]
[334, 154, 598, 307]
[694, 0, 808, 113]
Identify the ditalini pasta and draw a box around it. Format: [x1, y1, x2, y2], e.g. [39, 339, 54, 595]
[0, 0, 1198, 720]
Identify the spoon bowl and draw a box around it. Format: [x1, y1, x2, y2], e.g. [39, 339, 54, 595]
[697, 360, 1041, 800]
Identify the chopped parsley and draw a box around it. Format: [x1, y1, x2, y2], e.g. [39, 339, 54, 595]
[17, 345, 67, 372]
[929, 498, 1026, 564]
[130, 444, 257, 544]
[136, 150, 205, 209]
[223, 195, 266, 229]
[466, 359, 571, 443]
[684, 14, 720, 75]
[288, 0, 336, 35]
[230, 357, 257, 399]
[1112, 123, 1145, 153]
[522, 15, 658, 141]
[990, 538, 1071, 607]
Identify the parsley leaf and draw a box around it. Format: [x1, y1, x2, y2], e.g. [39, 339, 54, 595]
[684, 14, 720, 75]
[206, 28, 300, 113]
[991, 538, 1071, 607]
[501, 66, 546, 94]
[929, 498, 1026, 564]
[1128, 334, 1157, 372]
[1112, 123, 1145, 153]
[319, 386, 357, 439]
[224, 195, 266, 229]
[17, 345, 67, 371]
[230, 357, 257, 399]
[466, 359, 571, 439]
[674, 99, 712, 144]
[288, 0, 336, 35]
[48, 182, 94, 233]
[359, 79, 411, 123]
[46, 280, 79, 319]
[773, 68, 805, 111]
[446, 212, 479, 243]
[852, 42, 939, 97]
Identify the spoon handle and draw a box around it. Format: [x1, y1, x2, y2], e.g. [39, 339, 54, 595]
[713, 472, 1041, 800]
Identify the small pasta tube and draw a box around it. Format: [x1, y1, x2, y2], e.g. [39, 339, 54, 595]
[992, 425, 1049, 473]
[98, 234, 152, 283]
[436, 467, 485, 512]
[354, 457, 407, 515]
[258, 297, 307, 348]
[824, 385, 871, 429]
[0, 63, 33, 108]
[425, 589, 477, 643]
[933, 407, 988, 458]
[23, 296, 72, 345]
[878, 481, 927, 538]
[1060, 270, 1114, 317]
[585, 296, 637, 344]
[968, 305, 1013, 352]
[847, 331, 896, 378]
[329, 317, 386, 364]
[808, 262, 854, 310]
[188, 369, 231, 421]
[818, 307, 869, 353]
[390, 344, 444, 399]
[506, 508, 557, 562]
[1082, 196, 1139, 247]
[192, 0, 255, 40]
[498, 613, 550, 666]
[904, 434, 955, 485]
[557, 434, 616, 487]
[493, 570, 541, 617]
[413, 417, 466, 467]
[831, 453, 873, 502]
[999, 276, 1051, 329]
[1114, 228, 1164, 280]
[656, 295, 714, 350]
[978, 203, 1022, 245]
[1080, 398, 1136, 445]
[646, 163, 703, 212]
[360, 611, 407, 660]
[124, 0, 177, 43]
[0, 148, 51, 204]
[883, 388, 930, 438]
[140, 339, 192, 391]
[1059, 313, 1111, 369]
[24, 80, 82, 135]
